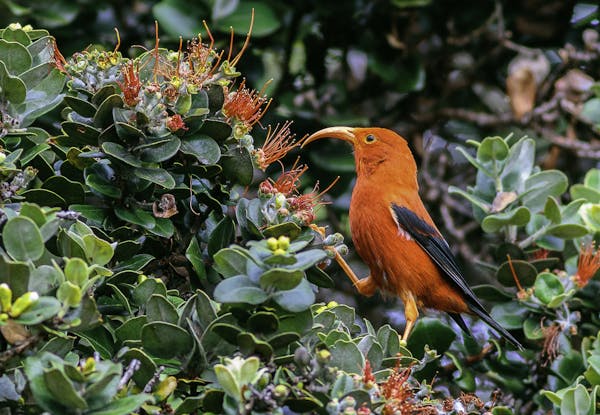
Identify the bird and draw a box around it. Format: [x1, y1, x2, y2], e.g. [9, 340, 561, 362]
[303, 126, 523, 349]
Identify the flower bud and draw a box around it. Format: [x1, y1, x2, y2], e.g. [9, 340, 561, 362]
[275, 193, 287, 209]
[340, 396, 356, 410]
[273, 248, 286, 256]
[0, 313, 8, 323]
[0, 283, 12, 312]
[0, 152, 6, 164]
[336, 244, 349, 256]
[267, 237, 279, 251]
[277, 236, 290, 250]
[316, 349, 331, 363]
[273, 384, 289, 400]
[9, 292, 39, 318]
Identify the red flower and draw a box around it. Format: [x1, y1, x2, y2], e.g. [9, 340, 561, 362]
[254, 121, 304, 171]
[574, 242, 600, 288]
[167, 114, 188, 132]
[222, 79, 271, 131]
[118, 61, 141, 106]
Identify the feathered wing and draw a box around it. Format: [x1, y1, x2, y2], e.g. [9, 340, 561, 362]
[391, 204, 523, 349]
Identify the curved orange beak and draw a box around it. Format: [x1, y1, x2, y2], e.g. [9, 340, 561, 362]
[302, 126, 356, 147]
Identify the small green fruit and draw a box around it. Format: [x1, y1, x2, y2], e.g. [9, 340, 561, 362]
[277, 236, 290, 250]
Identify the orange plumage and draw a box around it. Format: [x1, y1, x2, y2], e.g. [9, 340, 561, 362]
[304, 127, 522, 349]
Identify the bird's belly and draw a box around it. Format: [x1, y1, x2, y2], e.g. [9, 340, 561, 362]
[351, 214, 467, 313]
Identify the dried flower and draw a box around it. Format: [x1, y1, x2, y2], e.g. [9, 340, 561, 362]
[541, 322, 562, 366]
[118, 61, 142, 106]
[222, 79, 272, 133]
[166, 114, 188, 132]
[574, 241, 600, 287]
[153, 194, 178, 218]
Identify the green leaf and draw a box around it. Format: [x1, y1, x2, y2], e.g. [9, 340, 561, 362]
[213, 248, 250, 278]
[141, 321, 193, 358]
[546, 223, 589, 239]
[259, 268, 303, 291]
[481, 206, 531, 233]
[520, 170, 568, 212]
[477, 136, 509, 162]
[2, 216, 44, 261]
[185, 237, 207, 283]
[272, 279, 315, 312]
[534, 272, 565, 305]
[102, 142, 142, 167]
[208, 217, 235, 256]
[222, 146, 253, 185]
[14, 296, 61, 325]
[214, 1, 281, 37]
[82, 234, 114, 266]
[0, 39, 31, 74]
[490, 301, 527, 330]
[115, 207, 156, 229]
[93, 94, 123, 128]
[86, 395, 152, 415]
[579, 203, 600, 232]
[133, 167, 175, 189]
[180, 135, 221, 164]
[500, 136, 535, 193]
[544, 196, 562, 223]
[330, 339, 365, 374]
[571, 184, 600, 204]
[146, 294, 179, 325]
[561, 384, 592, 415]
[407, 317, 455, 358]
[582, 98, 600, 124]
[43, 367, 87, 409]
[214, 275, 268, 304]
[496, 260, 537, 287]
[0, 61, 26, 103]
[137, 137, 181, 163]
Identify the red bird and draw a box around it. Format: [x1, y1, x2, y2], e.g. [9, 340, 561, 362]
[304, 127, 522, 349]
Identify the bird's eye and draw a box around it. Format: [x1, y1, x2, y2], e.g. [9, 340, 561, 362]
[365, 134, 376, 144]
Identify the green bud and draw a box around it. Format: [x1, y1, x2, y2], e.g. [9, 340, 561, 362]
[9, 292, 39, 318]
[294, 346, 311, 366]
[273, 384, 289, 399]
[277, 236, 290, 250]
[257, 372, 271, 389]
[316, 349, 331, 363]
[273, 248, 286, 256]
[0, 152, 6, 163]
[0, 283, 12, 312]
[267, 237, 279, 251]
[275, 193, 287, 209]
[336, 244, 349, 256]
[0, 313, 8, 323]
[340, 396, 356, 409]
[80, 357, 96, 374]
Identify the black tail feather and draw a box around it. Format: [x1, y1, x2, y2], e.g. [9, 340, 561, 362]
[469, 306, 523, 350]
[449, 313, 472, 337]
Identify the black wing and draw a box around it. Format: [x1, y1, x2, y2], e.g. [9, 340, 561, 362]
[391, 204, 522, 349]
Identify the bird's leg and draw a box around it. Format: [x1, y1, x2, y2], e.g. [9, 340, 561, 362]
[401, 291, 419, 342]
[309, 224, 376, 297]
[331, 249, 376, 296]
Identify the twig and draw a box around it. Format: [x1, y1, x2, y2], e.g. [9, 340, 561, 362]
[0, 334, 43, 368]
[535, 125, 600, 159]
[438, 108, 514, 126]
[118, 358, 141, 390]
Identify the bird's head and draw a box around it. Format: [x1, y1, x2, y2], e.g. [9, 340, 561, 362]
[303, 127, 417, 178]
